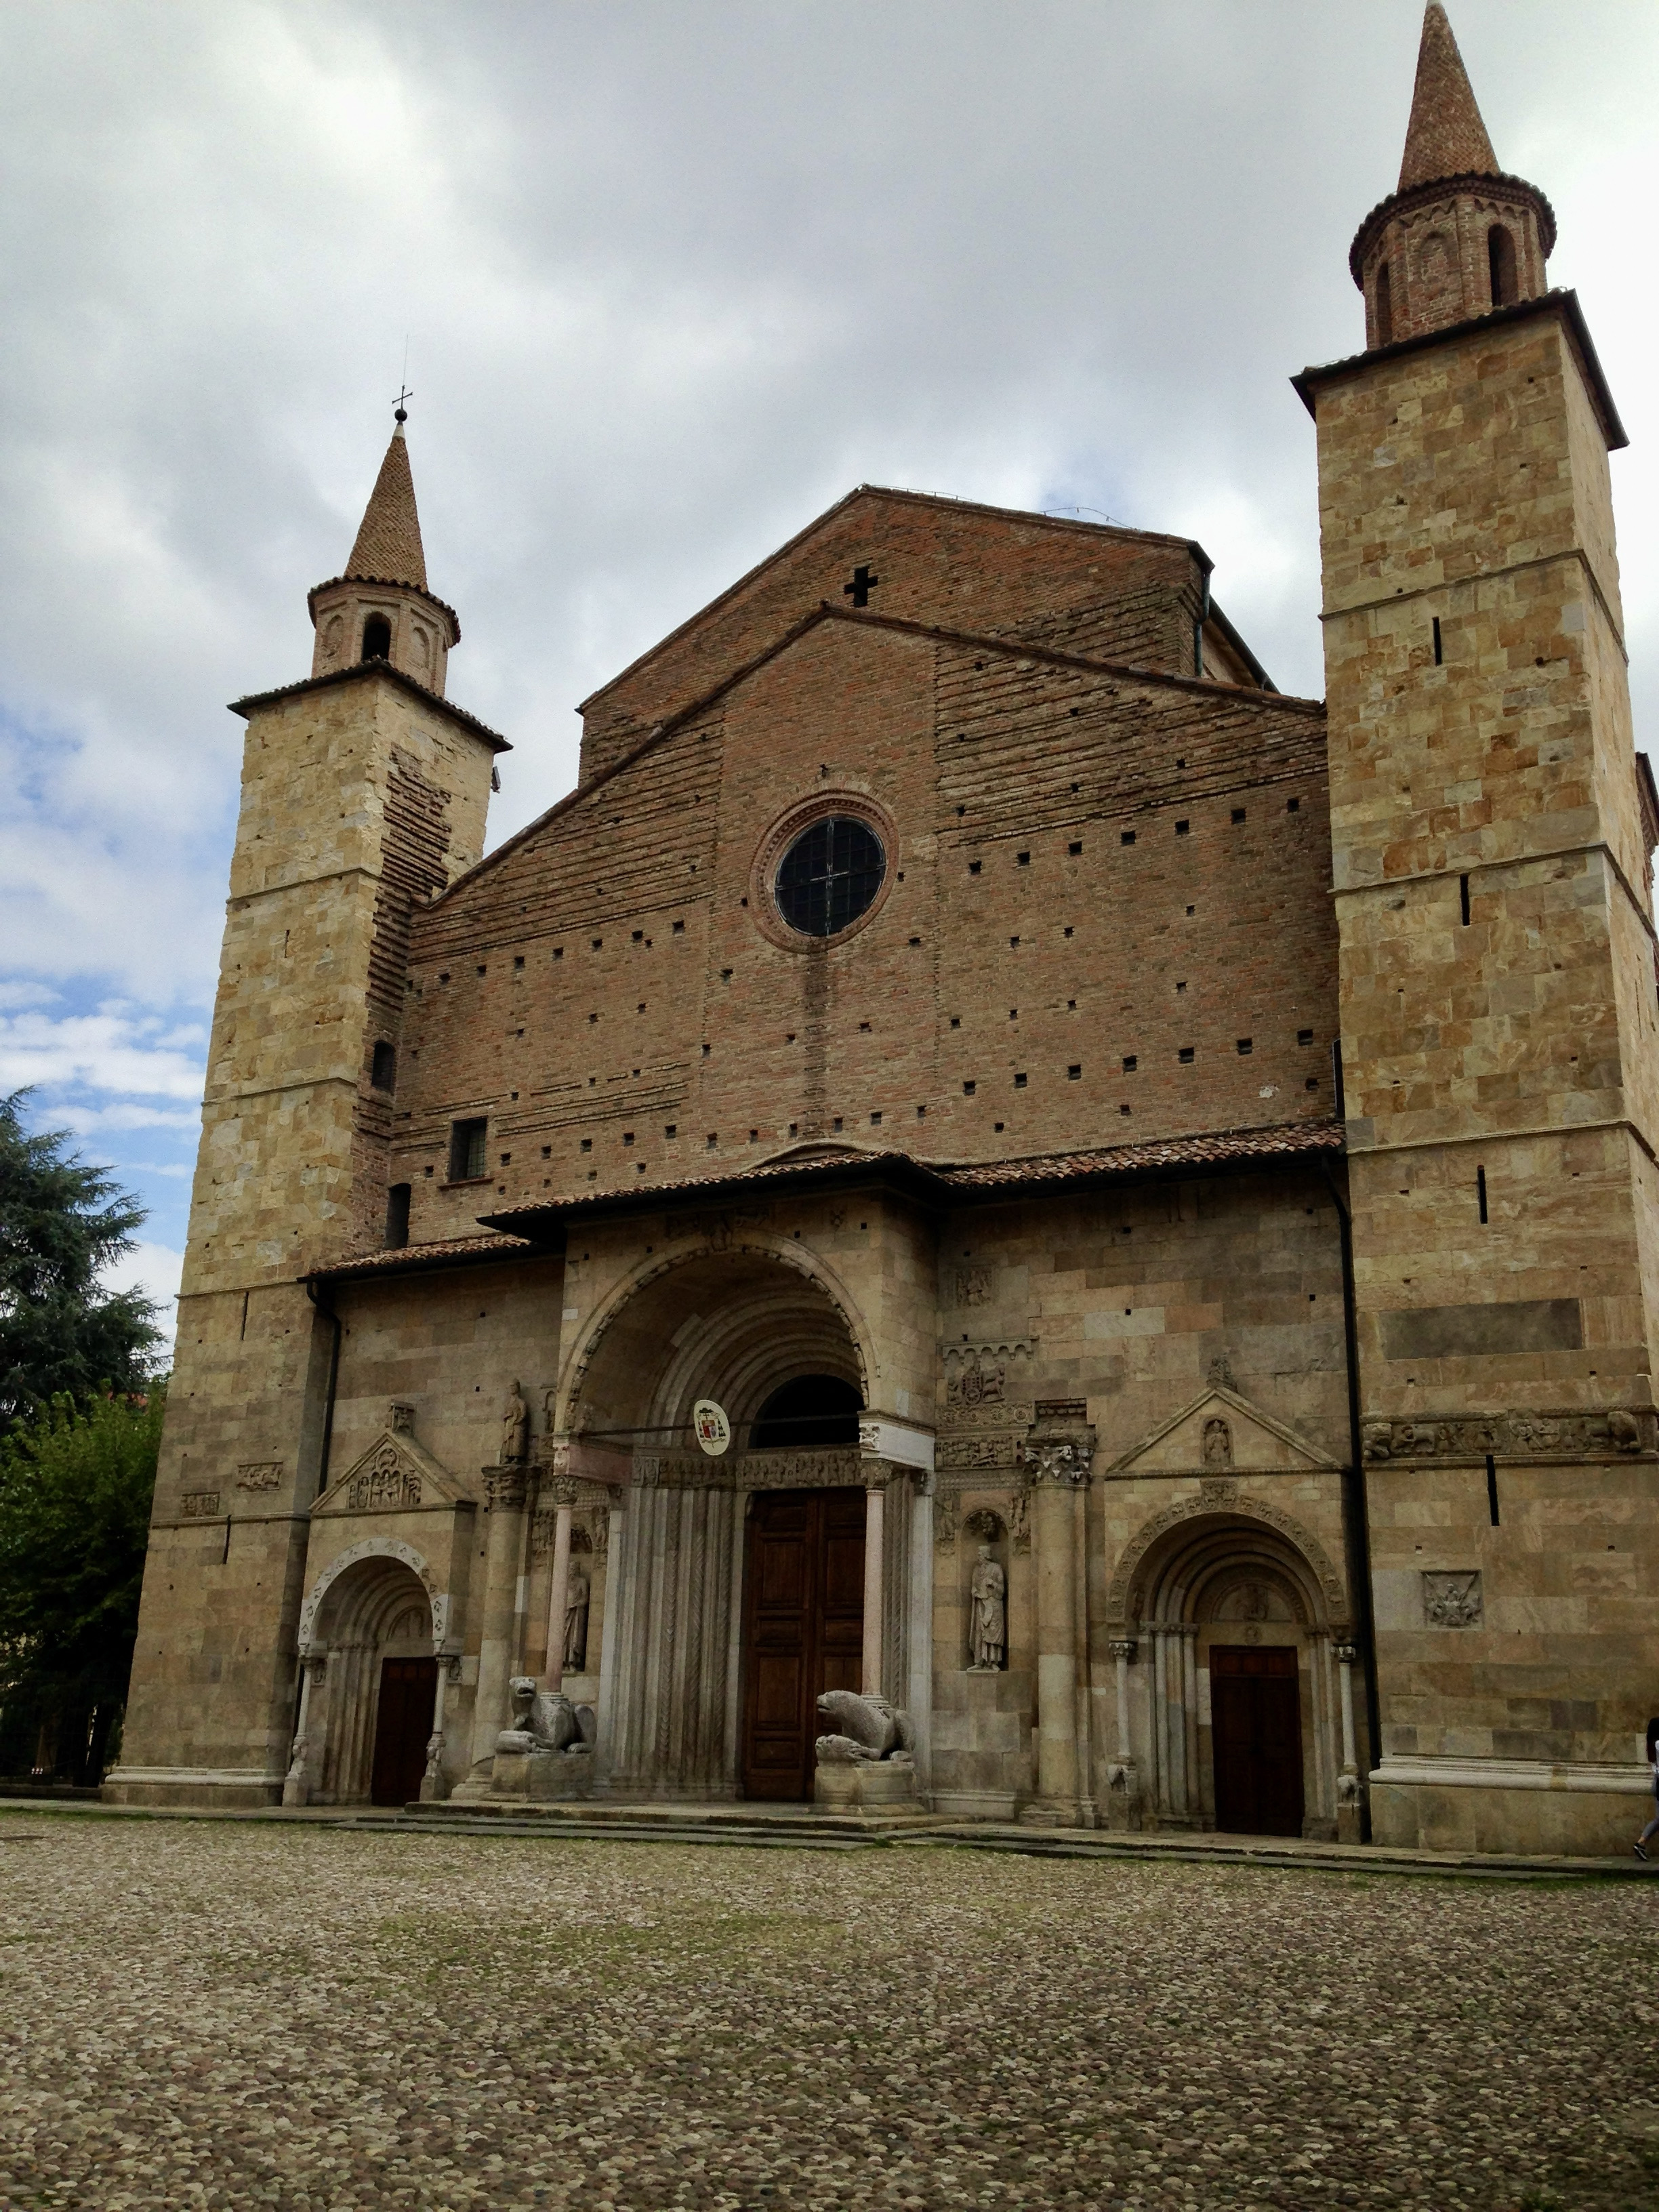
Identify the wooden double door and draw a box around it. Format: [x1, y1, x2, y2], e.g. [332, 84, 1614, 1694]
[371, 1656, 437, 1806]
[740, 1488, 865, 1801]
[1210, 1644, 1305, 1837]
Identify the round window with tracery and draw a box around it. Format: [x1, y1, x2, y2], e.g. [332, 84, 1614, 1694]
[773, 815, 886, 939]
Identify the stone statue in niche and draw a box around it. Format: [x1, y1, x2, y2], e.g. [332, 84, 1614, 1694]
[1202, 1416, 1233, 1469]
[967, 1545, 1008, 1672]
[563, 1562, 591, 1673]
[500, 1382, 529, 1465]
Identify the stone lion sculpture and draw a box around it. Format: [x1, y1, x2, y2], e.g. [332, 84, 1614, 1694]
[497, 1676, 596, 1757]
[814, 1689, 916, 1766]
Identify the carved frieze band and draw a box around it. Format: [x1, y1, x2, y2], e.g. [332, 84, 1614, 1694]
[1363, 1408, 1654, 1463]
[632, 1448, 865, 1492]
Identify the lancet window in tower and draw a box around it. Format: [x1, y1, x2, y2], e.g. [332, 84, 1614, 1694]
[1488, 224, 1517, 308]
[361, 613, 392, 662]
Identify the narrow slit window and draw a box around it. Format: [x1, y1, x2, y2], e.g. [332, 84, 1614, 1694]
[1375, 261, 1393, 347]
[384, 1184, 411, 1249]
[1460, 874, 1471, 926]
[1432, 616, 1443, 665]
[449, 1118, 487, 1181]
[1486, 1453, 1500, 1527]
[1477, 1166, 1488, 1223]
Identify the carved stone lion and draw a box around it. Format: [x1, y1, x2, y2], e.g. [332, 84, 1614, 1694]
[497, 1675, 595, 1756]
[814, 1690, 916, 1766]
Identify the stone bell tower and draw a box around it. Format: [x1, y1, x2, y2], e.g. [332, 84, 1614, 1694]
[1298, 5, 1659, 1855]
[106, 412, 506, 1807]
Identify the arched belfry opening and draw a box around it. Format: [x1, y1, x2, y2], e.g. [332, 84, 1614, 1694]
[361, 612, 392, 662]
[1488, 223, 1517, 308]
[1373, 261, 1393, 348]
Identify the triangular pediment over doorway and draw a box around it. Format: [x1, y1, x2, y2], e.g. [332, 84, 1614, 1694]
[1107, 1385, 1339, 1478]
[314, 1404, 470, 1517]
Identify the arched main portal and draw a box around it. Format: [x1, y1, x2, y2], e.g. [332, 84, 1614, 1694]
[1118, 1506, 1348, 1841]
[565, 1244, 885, 1801]
[302, 1553, 437, 1807]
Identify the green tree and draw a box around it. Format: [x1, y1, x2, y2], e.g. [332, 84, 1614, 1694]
[0, 1386, 165, 1782]
[0, 1088, 161, 1424]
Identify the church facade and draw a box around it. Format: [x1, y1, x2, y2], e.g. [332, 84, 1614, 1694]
[109, 7, 1659, 1858]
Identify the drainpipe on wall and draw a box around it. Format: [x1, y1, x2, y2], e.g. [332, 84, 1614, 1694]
[1319, 1156, 1381, 1841]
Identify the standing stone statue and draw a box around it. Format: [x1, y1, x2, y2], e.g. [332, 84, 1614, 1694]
[1203, 1415, 1233, 1469]
[563, 1561, 590, 1673]
[500, 1381, 529, 1465]
[967, 1544, 1007, 1672]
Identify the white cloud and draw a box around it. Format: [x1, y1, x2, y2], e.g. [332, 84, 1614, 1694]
[1, 0, 1656, 1239]
[0, 1008, 205, 1101]
[100, 1238, 184, 1363]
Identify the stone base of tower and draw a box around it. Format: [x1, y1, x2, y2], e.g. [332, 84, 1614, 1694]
[102, 1769, 286, 1809]
[1370, 1764, 1652, 1859]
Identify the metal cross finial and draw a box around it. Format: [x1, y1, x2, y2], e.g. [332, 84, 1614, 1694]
[394, 385, 414, 424]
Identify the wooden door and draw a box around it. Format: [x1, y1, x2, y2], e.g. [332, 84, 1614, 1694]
[1210, 1645, 1305, 1837]
[370, 1656, 437, 1806]
[740, 1488, 866, 1800]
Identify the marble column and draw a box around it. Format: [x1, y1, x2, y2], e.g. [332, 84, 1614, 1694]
[905, 1471, 935, 1795]
[1107, 1637, 1139, 1830]
[543, 1476, 578, 1692]
[462, 1465, 531, 1781]
[1336, 1640, 1364, 1842]
[420, 1655, 459, 1802]
[861, 1478, 886, 1698]
[281, 1654, 324, 1808]
[1021, 1433, 1092, 1825]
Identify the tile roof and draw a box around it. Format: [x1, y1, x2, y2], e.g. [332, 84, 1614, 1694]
[345, 423, 427, 590]
[1398, 5, 1498, 191]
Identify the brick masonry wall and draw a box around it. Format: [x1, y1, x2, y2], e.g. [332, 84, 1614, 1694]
[396, 611, 1336, 1248]
[577, 490, 1214, 782]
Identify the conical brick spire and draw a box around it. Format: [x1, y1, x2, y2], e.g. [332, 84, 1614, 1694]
[1397, 4, 1499, 189]
[345, 419, 428, 590]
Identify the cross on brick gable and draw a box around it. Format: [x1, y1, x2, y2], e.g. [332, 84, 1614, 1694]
[842, 562, 880, 609]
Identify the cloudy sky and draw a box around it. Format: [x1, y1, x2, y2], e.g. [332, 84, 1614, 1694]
[3, 0, 1656, 1352]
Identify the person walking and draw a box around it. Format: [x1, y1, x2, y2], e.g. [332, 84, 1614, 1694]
[1634, 1720, 1659, 1860]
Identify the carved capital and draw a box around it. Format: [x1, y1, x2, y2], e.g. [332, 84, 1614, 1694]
[483, 1467, 529, 1509]
[1334, 1641, 1359, 1667]
[1027, 1440, 1093, 1486]
[1109, 1639, 1138, 1664]
[548, 1476, 579, 1509]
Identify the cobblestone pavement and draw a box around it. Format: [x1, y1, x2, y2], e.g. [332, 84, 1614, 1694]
[0, 1814, 1654, 2212]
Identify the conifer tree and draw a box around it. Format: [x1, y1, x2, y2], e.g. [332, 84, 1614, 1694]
[0, 1089, 161, 1425]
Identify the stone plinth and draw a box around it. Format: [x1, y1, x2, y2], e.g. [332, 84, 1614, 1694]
[813, 1761, 920, 1811]
[489, 1738, 596, 1801]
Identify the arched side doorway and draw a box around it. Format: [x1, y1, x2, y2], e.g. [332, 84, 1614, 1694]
[1117, 1507, 1347, 1841]
[302, 1553, 437, 1806]
[565, 1245, 881, 1800]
